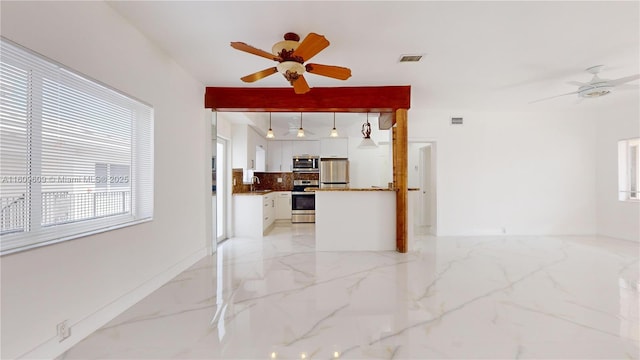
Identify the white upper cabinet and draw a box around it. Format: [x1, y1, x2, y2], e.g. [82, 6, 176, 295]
[267, 141, 281, 172]
[267, 140, 295, 172]
[281, 141, 293, 171]
[267, 140, 315, 172]
[232, 124, 267, 178]
[320, 138, 348, 158]
[292, 140, 320, 156]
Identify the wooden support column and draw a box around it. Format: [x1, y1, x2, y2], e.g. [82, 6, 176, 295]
[393, 108, 408, 253]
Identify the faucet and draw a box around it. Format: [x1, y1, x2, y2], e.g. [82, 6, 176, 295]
[250, 175, 260, 192]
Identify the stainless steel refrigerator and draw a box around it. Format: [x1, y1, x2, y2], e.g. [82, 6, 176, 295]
[320, 158, 349, 188]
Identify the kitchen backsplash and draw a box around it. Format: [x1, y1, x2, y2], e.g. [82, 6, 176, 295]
[252, 172, 294, 191]
[232, 170, 319, 193]
[232, 169, 250, 193]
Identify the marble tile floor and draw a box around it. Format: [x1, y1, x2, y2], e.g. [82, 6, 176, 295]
[60, 224, 639, 359]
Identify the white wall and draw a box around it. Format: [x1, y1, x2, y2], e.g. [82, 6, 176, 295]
[408, 108, 598, 236]
[345, 116, 393, 188]
[217, 114, 233, 140]
[595, 103, 640, 242]
[0, 2, 211, 358]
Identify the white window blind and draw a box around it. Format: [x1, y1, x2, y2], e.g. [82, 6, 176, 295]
[0, 38, 153, 255]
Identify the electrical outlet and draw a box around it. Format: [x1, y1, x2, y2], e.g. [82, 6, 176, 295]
[233, 178, 237, 186]
[57, 320, 71, 342]
[277, 177, 282, 183]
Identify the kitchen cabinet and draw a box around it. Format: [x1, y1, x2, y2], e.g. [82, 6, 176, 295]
[263, 193, 275, 231]
[292, 140, 320, 156]
[267, 140, 294, 172]
[232, 124, 267, 179]
[320, 138, 348, 158]
[275, 191, 292, 220]
[233, 192, 275, 238]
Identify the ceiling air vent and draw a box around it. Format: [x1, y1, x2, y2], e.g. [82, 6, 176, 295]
[451, 117, 463, 125]
[399, 54, 423, 62]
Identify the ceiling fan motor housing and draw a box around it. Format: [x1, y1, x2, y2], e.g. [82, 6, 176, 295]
[578, 83, 613, 98]
[272, 33, 305, 82]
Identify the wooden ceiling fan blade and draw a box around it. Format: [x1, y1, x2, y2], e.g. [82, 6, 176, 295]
[305, 63, 352, 80]
[230, 42, 282, 61]
[292, 75, 311, 94]
[291, 33, 329, 62]
[240, 67, 278, 83]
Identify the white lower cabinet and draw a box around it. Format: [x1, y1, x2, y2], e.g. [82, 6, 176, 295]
[275, 191, 292, 220]
[263, 193, 275, 231]
[233, 193, 275, 238]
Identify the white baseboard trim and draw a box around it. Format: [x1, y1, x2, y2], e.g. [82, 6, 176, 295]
[19, 247, 208, 359]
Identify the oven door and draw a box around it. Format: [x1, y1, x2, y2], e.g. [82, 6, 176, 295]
[291, 192, 315, 223]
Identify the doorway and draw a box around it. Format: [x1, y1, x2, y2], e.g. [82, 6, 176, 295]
[216, 139, 227, 242]
[409, 141, 437, 235]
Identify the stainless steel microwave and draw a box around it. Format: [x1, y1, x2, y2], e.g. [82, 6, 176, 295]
[292, 156, 319, 172]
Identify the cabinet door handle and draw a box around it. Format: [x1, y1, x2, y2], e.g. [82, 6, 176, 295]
[251, 160, 254, 169]
[272, 199, 274, 207]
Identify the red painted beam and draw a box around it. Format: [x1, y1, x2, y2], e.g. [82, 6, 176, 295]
[204, 86, 410, 112]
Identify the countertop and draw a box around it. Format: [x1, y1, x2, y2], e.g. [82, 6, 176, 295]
[306, 187, 420, 192]
[233, 190, 276, 196]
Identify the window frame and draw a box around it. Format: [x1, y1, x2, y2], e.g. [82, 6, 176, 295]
[0, 37, 154, 255]
[618, 137, 640, 202]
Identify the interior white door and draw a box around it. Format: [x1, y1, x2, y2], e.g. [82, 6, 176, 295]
[419, 145, 432, 227]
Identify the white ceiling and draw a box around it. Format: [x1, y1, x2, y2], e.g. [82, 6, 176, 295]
[107, 1, 639, 120]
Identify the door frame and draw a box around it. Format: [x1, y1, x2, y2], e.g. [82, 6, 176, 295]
[409, 139, 438, 235]
[216, 136, 231, 244]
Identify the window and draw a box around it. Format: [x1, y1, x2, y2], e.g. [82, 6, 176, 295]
[0, 38, 153, 255]
[618, 138, 640, 201]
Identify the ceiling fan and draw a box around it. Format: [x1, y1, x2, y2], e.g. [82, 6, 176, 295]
[230, 32, 352, 94]
[530, 65, 639, 103]
[282, 114, 315, 137]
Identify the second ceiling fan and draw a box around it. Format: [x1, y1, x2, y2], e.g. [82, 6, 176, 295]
[231, 32, 352, 94]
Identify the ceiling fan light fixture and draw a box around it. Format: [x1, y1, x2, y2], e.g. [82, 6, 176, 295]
[276, 61, 305, 75]
[330, 112, 339, 137]
[579, 85, 613, 98]
[272, 40, 299, 57]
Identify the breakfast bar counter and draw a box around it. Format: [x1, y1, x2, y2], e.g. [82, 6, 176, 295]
[311, 188, 417, 251]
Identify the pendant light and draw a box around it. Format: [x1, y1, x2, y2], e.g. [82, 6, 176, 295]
[358, 113, 378, 148]
[266, 112, 275, 139]
[329, 112, 339, 137]
[297, 112, 305, 137]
